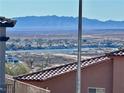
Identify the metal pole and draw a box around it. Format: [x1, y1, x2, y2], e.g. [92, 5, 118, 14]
[76, 0, 82, 93]
[0, 17, 16, 93]
[0, 27, 6, 93]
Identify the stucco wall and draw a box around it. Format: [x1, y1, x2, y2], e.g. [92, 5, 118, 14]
[24, 71, 76, 93]
[82, 59, 113, 93]
[113, 56, 124, 93]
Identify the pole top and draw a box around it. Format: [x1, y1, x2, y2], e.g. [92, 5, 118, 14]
[0, 17, 16, 27]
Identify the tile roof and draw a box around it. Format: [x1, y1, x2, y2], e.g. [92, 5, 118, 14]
[0, 17, 16, 27]
[106, 49, 124, 56]
[14, 56, 110, 81]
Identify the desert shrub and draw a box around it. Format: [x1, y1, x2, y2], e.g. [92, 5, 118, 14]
[5, 63, 30, 76]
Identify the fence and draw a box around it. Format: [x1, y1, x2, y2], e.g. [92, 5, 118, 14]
[6, 84, 14, 93]
[6, 77, 50, 93]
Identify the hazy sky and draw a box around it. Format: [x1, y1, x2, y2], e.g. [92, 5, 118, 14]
[0, 0, 124, 21]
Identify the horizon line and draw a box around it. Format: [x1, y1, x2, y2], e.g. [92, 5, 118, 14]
[5, 15, 124, 22]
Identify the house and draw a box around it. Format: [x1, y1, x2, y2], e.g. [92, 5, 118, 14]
[6, 55, 20, 63]
[14, 49, 124, 93]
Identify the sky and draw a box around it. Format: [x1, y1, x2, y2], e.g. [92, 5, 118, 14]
[0, 0, 124, 21]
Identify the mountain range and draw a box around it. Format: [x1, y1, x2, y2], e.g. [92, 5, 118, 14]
[7, 16, 124, 35]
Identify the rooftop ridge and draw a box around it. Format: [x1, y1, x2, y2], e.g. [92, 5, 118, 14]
[14, 55, 110, 81]
[106, 49, 124, 56]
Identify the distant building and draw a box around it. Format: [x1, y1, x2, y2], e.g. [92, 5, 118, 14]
[14, 49, 124, 93]
[5, 55, 20, 63]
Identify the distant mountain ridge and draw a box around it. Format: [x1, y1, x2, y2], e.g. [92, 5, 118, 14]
[13, 16, 124, 29]
[7, 16, 124, 36]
